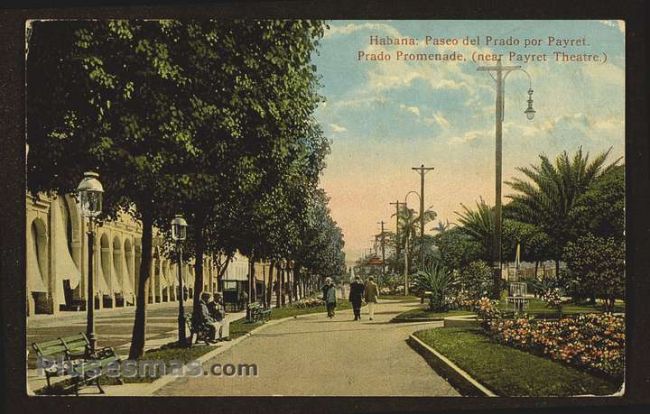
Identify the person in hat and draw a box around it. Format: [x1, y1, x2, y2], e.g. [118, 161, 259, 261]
[322, 277, 337, 318]
[348, 276, 365, 320]
[364, 276, 379, 320]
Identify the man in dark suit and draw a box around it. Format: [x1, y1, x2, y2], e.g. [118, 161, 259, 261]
[349, 276, 365, 320]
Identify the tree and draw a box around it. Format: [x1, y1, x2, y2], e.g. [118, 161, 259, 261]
[459, 260, 493, 300]
[506, 148, 620, 277]
[455, 198, 494, 263]
[433, 227, 483, 273]
[570, 165, 624, 241]
[393, 204, 437, 273]
[27, 20, 198, 359]
[563, 234, 624, 311]
[26, 19, 334, 357]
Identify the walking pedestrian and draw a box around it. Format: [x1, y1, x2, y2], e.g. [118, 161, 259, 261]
[349, 276, 365, 320]
[364, 276, 379, 320]
[322, 277, 337, 318]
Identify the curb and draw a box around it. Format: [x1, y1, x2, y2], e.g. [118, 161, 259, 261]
[443, 314, 479, 328]
[390, 317, 445, 323]
[407, 333, 497, 397]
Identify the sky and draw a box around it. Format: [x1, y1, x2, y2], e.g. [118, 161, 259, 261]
[310, 20, 625, 266]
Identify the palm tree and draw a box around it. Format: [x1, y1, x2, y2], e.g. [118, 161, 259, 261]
[393, 205, 437, 272]
[505, 148, 620, 277]
[412, 261, 457, 311]
[455, 198, 494, 261]
[432, 219, 452, 233]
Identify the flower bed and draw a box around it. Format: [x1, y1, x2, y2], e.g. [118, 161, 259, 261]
[487, 313, 624, 380]
[293, 297, 324, 308]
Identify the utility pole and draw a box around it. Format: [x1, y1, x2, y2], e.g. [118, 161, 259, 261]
[477, 59, 536, 298]
[389, 201, 405, 273]
[378, 221, 386, 278]
[411, 164, 435, 269]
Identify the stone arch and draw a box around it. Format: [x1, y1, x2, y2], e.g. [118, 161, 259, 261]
[124, 238, 135, 305]
[162, 259, 171, 302]
[99, 232, 112, 307]
[134, 238, 142, 298]
[28, 217, 50, 314]
[60, 195, 82, 267]
[151, 247, 161, 303]
[112, 235, 124, 306]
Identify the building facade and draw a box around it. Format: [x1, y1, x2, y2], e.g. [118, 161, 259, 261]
[26, 193, 222, 316]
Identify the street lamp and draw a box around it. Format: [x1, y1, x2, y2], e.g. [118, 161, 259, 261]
[403, 190, 421, 296]
[524, 88, 536, 120]
[477, 60, 536, 298]
[77, 171, 103, 353]
[171, 214, 188, 345]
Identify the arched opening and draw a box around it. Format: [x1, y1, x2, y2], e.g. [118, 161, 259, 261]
[161, 260, 169, 302]
[151, 249, 160, 304]
[28, 218, 50, 314]
[54, 197, 82, 311]
[99, 233, 112, 308]
[124, 238, 135, 306]
[134, 240, 142, 299]
[113, 236, 124, 307]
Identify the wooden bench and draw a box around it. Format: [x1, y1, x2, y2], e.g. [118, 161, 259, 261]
[31, 333, 121, 395]
[185, 314, 214, 345]
[248, 303, 271, 323]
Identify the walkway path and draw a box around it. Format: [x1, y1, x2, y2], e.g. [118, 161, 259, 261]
[156, 300, 459, 396]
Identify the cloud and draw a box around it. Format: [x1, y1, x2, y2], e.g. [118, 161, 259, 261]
[598, 20, 625, 33]
[324, 22, 401, 38]
[432, 111, 451, 129]
[399, 104, 420, 117]
[448, 129, 485, 145]
[330, 123, 348, 133]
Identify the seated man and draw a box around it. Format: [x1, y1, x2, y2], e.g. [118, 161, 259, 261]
[207, 292, 230, 341]
[198, 292, 221, 343]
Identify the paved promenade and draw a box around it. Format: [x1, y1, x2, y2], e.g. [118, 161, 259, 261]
[156, 300, 459, 396]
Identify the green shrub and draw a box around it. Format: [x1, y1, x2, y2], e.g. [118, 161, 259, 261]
[459, 260, 493, 300]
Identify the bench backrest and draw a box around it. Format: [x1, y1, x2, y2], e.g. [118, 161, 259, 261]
[32, 333, 89, 358]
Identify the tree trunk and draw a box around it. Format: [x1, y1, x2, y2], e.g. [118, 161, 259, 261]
[287, 267, 293, 305]
[275, 263, 281, 308]
[281, 267, 286, 306]
[251, 256, 257, 303]
[128, 210, 153, 360]
[555, 259, 560, 281]
[216, 253, 232, 292]
[192, 220, 205, 320]
[295, 265, 302, 300]
[267, 260, 275, 308]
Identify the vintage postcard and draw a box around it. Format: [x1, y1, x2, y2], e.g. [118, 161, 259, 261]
[25, 19, 625, 398]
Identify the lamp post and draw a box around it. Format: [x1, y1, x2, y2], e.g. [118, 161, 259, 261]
[171, 214, 188, 345]
[403, 190, 421, 296]
[77, 171, 104, 353]
[477, 60, 535, 298]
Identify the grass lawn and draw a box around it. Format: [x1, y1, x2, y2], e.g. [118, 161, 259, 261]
[392, 307, 474, 322]
[498, 297, 625, 318]
[414, 327, 621, 397]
